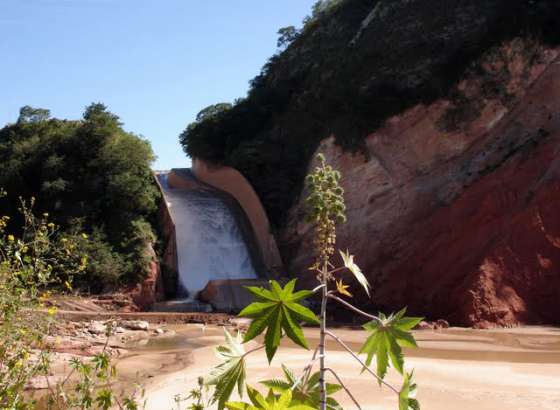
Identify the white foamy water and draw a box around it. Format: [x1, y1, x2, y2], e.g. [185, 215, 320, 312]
[158, 173, 257, 296]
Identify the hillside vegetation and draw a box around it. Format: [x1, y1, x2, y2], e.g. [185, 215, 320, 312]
[0, 104, 160, 290]
[181, 0, 560, 229]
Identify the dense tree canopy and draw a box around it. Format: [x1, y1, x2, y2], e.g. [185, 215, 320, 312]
[276, 26, 299, 48]
[0, 104, 160, 290]
[180, 0, 560, 229]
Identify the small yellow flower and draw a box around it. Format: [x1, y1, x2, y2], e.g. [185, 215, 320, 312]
[47, 307, 57, 316]
[335, 279, 353, 298]
[7, 235, 14, 242]
[81, 233, 88, 239]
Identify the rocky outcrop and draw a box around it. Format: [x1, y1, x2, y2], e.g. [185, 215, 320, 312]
[280, 40, 560, 327]
[199, 279, 270, 313]
[130, 243, 166, 310]
[154, 172, 181, 298]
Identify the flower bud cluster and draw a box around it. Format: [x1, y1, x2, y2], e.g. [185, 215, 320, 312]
[305, 154, 346, 276]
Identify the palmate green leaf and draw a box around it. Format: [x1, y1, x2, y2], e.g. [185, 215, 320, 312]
[226, 386, 316, 410]
[224, 402, 252, 410]
[281, 364, 296, 384]
[239, 279, 320, 363]
[260, 367, 342, 410]
[359, 308, 422, 384]
[207, 329, 247, 410]
[399, 371, 420, 410]
[260, 379, 292, 392]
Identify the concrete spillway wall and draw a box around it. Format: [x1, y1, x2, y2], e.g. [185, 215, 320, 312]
[192, 159, 283, 272]
[154, 168, 269, 298]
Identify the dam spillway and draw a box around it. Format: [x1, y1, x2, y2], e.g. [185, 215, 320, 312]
[156, 170, 257, 298]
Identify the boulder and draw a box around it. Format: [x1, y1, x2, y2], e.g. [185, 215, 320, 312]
[27, 375, 63, 390]
[130, 243, 165, 310]
[87, 321, 106, 335]
[435, 319, 450, 329]
[199, 279, 269, 313]
[120, 320, 150, 331]
[416, 321, 434, 330]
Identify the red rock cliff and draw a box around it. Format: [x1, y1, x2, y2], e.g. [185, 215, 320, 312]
[280, 40, 560, 327]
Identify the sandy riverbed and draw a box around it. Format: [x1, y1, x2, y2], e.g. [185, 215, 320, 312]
[121, 325, 560, 410]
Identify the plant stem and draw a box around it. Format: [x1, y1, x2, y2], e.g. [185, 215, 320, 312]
[302, 345, 320, 387]
[312, 283, 326, 293]
[319, 263, 328, 410]
[291, 352, 322, 391]
[324, 368, 362, 409]
[326, 266, 346, 276]
[241, 343, 265, 359]
[327, 294, 382, 323]
[325, 330, 400, 395]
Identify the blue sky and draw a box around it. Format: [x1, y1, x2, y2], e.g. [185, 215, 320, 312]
[0, 0, 316, 169]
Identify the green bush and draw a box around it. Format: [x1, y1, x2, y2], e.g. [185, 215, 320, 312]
[0, 192, 81, 408]
[0, 104, 161, 289]
[0, 193, 143, 409]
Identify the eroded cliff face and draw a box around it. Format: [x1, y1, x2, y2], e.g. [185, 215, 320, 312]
[280, 40, 560, 327]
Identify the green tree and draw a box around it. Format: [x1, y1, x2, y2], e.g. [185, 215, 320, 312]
[0, 104, 160, 289]
[276, 26, 299, 48]
[196, 103, 233, 122]
[17, 105, 51, 124]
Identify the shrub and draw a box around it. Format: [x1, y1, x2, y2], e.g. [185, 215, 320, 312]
[0, 192, 82, 408]
[0, 192, 142, 409]
[190, 155, 421, 410]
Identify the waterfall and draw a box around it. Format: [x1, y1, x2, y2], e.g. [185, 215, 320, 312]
[158, 172, 257, 297]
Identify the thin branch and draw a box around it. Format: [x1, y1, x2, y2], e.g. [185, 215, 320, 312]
[327, 294, 381, 323]
[326, 266, 346, 276]
[241, 343, 265, 359]
[325, 330, 399, 395]
[324, 368, 362, 410]
[312, 283, 326, 293]
[241, 329, 286, 359]
[302, 345, 320, 387]
[291, 352, 322, 391]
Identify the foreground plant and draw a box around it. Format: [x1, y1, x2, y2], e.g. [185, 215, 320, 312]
[197, 154, 422, 409]
[0, 192, 142, 409]
[0, 193, 83, 408]
[43, 326, 145, 410]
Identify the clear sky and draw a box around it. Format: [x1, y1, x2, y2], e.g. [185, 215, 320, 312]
[0, 0, 317, 169]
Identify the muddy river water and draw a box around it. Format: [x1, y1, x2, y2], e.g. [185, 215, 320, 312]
[117, 325, 560, 410]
